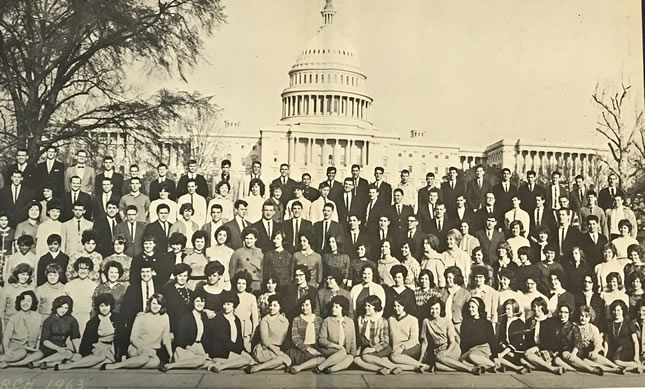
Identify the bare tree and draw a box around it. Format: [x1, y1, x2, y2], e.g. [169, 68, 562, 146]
[0, 0, 226, 164]
[183, 110, 226, 176]
[592, 83, 645, 188]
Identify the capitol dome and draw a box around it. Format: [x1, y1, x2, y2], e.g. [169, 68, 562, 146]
[280, 0, 373, 125]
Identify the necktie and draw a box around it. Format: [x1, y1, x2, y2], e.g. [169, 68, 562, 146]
[352, 231, 357, 245]
[478, 179, 482, 189]
[282, 177, 286, 186]
[408, 230, 413, 239]
[529, 184, 533, 192]
[12, 187, 17, 203]
[610, 188, 615, 197]
[145, 282, 150, 308]
[103, 194, 109, 211]
[513, 209, 517, 221]
[559, 227, 565, 255]
[437, 219, 442, 231]
[267, 221, 272, 239]
[592, 233, 597, 245]
[129, 222, 134, 240]
[380, 230, 384, 240]
[487, 231, 492, 240]
[190, 194, 194, 207]
[109, 219, 115, 235]
[345, 194, 350, 210]
[77, 219, 81, 234]
[397, 204, 401, 216]
[47, 161, 52, 173]
[322, 221, 328, 249]
[579, 189, 583, 203]
[162, 222, 167, 237]
[504, 183, 508, 193]
[487, 207, 492, 214]
[294, 219, 300, 247]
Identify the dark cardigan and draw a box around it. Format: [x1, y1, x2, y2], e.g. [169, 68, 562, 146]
[79, 313, 128, 362]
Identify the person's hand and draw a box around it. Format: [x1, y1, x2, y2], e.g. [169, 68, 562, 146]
[362, 347, 375, 354]
[204, 309, 216, 319]
[392, 345, 403, 356]
[307, 347, 321, 356]
[332, 343, 343, 350]
[24, 346, 38, 352]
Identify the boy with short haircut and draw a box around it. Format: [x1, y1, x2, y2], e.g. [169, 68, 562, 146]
[35, 199, 65, 257]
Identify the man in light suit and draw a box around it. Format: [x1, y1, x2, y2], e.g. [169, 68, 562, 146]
[605, 193, 638, 240]
[222, 199, 250, 250]
[114, 204, 146, 258]
[62, 202, 93, 254]
[64, 150, 95, 195]
[238, 160, 265, 200]
[34, 145, 65, 199]
[474, 213, 506, 265]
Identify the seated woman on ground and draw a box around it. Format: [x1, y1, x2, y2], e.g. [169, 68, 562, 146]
[315, 295, 356, 374]
[159, 291, 211, 372]
[286, 295, 324, 374]
[0, 291, 42, 369]
[206, 290, 254, 373]
[523, 297, 566, 375]
[27, 295, 81, 369]
[605, 300, 645, 373]
[247, 294, 292, 373]
[103, 293, 172, 370]
[57, 293, 128, 370]
[419, 296, 482, 374]
[573, 305, 624, 374]
[459, 296, 497, 373]
[494, 298, 530, 374]
[554, 303, 603, 375]
[353, 294, 406, 375]
[387, 294, 431, 373]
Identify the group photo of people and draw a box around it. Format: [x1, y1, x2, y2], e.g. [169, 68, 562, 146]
[0, 145, 644, 377]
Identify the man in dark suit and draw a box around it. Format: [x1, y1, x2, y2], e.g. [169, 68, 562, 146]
[389, 188, 413, 235]
[120, 164, 140, 196]
[130, 235, 173, 287]
[271, 163, 297, 207]
[518, 170, 546, 214]
[403, 213, 424, 259]
[418, 188, 441, 233]
[3, 148, 35, 189]
[313, 203, 344, 253]
[283, 200, 313, 252]
[545, 171, 569, 211]
[114, 204, 146, 258]
[94, 177, 121, 220]
[250, 201, 281, 253]
[301, 173, 320, 203]
[466, 165, 489, 212]
[148, 163, 177, 201]
[492, 168, 517, 214]
[343, 214, 368, 258]
[122, 264, 157, 327]
[474, 213, 506, 265]
[418, 172, 440, 211]
[222, 199, 250, 250]
[176, 159, 209, 199]
[440, 167, 465, 214]
[580, 215, 608, 267]
[363, 186, 385, 234]
[528, 193, 556, 240]
[62, 175, 92, 222]
[319, 166, 343, 205]
[473, 191, 503, 233]
[372, 166, 392, 206]
[597, 173, 625, 211]
[337, 177, 363, 225]
[350, 164, 370, 205]
[569, 175, 588, 213]
[451, 194, 475, 226]
[33, 145, 65, 199]
[93, 200, 122, 257]
[371, 214, 399, 256]
[95, 156, 124, 196]
[554, 208, 583, 260]
[0, 169, 35, 227]
[142, 203, 172, 254]
[427, 201, 453, 252]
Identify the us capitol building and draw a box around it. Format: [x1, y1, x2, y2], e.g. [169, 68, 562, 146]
[110, 0, 606, 185]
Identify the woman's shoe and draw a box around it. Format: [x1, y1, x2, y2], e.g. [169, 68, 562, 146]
[27, 362, 36, 369]
[390, 367, 402, 375]
[244, 365, 254, 374]
[312, 366, 322, 374]
[593, 367, 604, 376]
[100, 363, 108, 370]
[39, 363, 47, 370]
[322, 367, 332, 374]
[287, 367, 298, 375]
[158, 364, 169, 373]
[208, 364, 221, 373]
[471, 366, 482, 375]
[377, 367, 390, 375]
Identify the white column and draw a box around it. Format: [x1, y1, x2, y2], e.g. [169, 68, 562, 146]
[349, 139, 353, 165]
[360, 141, 366, 166]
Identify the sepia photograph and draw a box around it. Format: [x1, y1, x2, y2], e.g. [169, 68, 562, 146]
[0, 0, 644, 387]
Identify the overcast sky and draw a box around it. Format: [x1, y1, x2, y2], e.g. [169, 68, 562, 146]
[140, 0, 644, 148]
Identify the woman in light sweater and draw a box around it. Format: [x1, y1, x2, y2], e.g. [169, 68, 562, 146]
[315, 295, 356, 374]
[388, 294, 431, 372]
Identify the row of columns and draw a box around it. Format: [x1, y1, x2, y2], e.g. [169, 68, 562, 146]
[459, 156, 483, 170]
[515, 150, 597, 177]
[282, 94, 371, 121]
[288, 136, 369, 167]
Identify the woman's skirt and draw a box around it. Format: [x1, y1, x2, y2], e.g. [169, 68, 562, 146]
[287, 346, 319, 365]
[174, 343, 208, 361]
[252, 344, 291, 365]
[361, 345, 392, 358]
[92, 342, 116, 363]
[460, 344, 492, 362]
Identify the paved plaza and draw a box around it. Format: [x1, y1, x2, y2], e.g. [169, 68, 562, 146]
[1, 368, 644, 389]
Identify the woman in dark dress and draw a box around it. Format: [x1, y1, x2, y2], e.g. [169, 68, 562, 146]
[161, 263, 194, 336]
[57, 293, 128, 370]
[29, 295, 81, 369]
[574, 274, 606, 333]
[383, 265, 415, 318]
[494, 298, 529, 374]
[605, 300, 645, 373]
[194, 261, 227, 317]
[263, 230, 294, 288]
[459, 296, 496, 372]
[205, 291, 253, 373]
